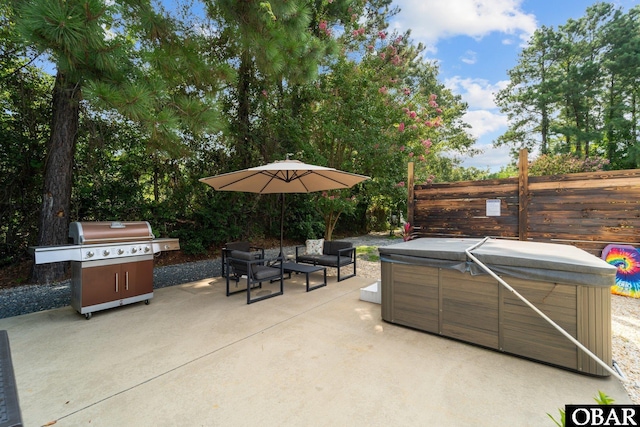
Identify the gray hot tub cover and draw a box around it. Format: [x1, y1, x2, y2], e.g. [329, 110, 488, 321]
[379, 238, 617, 287]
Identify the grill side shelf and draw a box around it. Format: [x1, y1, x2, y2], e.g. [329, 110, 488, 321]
[29, 245, 82, 264]
[151, 238, 181, 253]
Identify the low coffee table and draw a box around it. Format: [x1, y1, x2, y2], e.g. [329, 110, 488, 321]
[281, 262, 326, 291]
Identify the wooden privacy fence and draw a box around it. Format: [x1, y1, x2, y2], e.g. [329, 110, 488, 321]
[407, 150, 640, 256]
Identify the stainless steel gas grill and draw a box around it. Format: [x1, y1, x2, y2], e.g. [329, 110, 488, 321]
[30, 221, 180, 319]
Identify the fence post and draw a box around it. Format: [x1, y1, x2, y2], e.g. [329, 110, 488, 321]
[518, 149, 529, 241]
[407, 162, 414, 225]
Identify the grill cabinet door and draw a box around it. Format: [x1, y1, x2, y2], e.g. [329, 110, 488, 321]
[121, 259, 153, 299]
[81, 264, 121, 307]
[77, 257, 154, 308]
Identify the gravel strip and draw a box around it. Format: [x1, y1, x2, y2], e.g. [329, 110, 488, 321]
[610, 294, 640, 404]
[0, 234, 402, 319]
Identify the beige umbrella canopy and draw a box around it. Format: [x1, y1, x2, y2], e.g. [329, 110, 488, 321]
[199, 159, 370, 254]
[199, 159, 369, 194]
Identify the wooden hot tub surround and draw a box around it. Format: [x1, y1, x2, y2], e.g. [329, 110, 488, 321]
[379, 238, 617, 377]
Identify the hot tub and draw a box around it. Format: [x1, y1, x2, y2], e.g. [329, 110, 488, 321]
[379, 238, 617, 376]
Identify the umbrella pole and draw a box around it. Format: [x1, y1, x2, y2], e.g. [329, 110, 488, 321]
[280, 193, 284, 259]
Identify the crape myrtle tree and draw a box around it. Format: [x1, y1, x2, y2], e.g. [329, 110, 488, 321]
[12, 0, 228, 283]
[307, 0, 474, 234]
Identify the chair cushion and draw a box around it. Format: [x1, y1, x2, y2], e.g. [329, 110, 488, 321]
[326, 241, 353, 256]
[226, 241, 251, 252]
[305, 238, 324, 255]
[252, 265, 281, 280]
[297, 254, 352, 267]
[314, 255, 339, 266]
[230, 250, 263, 261]
[230, 250, 255, 261]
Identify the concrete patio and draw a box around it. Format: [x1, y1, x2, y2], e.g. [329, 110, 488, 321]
[0, 273, 631, 426]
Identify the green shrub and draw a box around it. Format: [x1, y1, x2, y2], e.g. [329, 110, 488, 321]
[547, 391, 614, 426]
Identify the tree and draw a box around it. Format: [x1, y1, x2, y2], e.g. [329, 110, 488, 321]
[315, 2, 473, 224]
[12, 0, 226, 283]
[601, 6, 640, 168]
[206, 0, 353, 169]
[0, 59, 52, 264]
[495, 26, 560, 156]
[316, 190, 358, 241]
[0, 0, 479, 267]
[495, 2, 640, 168]
[553, 3, 612, 157]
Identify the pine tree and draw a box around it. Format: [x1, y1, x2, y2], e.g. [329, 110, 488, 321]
[13, 0, 226, 283]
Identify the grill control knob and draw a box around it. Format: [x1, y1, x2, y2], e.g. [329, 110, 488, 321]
[117, 248, 125, 255]
[103, 249, 110, 257]
[131, 247, 138, 254]
[86, 251, 94, 259]
[143, 246, 150, 253]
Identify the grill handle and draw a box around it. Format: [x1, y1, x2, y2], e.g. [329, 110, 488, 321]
[115, 273, 119, 293]
[126, 271, 129, 291]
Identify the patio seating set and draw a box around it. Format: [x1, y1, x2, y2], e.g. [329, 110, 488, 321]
[222, 240, 356, 304]
[200, 158, 366, 304]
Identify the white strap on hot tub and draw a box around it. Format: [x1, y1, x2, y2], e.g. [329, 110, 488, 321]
[465, 237, 625, 382]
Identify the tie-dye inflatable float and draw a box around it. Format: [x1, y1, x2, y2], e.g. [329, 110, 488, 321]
[601, 244, 640, 298]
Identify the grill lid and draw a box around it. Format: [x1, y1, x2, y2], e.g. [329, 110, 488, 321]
[69, 221, 155, 245]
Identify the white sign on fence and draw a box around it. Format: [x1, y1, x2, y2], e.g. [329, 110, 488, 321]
[486, 199, 501, 216]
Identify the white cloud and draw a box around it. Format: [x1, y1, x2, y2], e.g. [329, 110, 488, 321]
[443, 77, 512, 170]
[391, 0, 537, 46]
[462, 110, 508, 138]
[101, 24, 117, 41]
[460, 50, 477, 64]
[460, 144, 514, 170]
[444, 76, 508, 111]
[443, 76, 509, 147]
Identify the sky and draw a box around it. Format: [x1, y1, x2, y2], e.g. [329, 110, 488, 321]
[65, 0, 639, 173]
[387, 0, 640, 171]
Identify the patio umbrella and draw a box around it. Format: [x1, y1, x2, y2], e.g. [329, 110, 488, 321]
[199, 159, 370, 256]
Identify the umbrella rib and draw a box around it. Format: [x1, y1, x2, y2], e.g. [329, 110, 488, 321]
[257, 171, 281, 193]
[257, 170, 314, 188]
[287, 171, 312, 191]
[217, 171, 263, 191]
[282, 170, 311, 183]
[312, 171, 353, 188]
